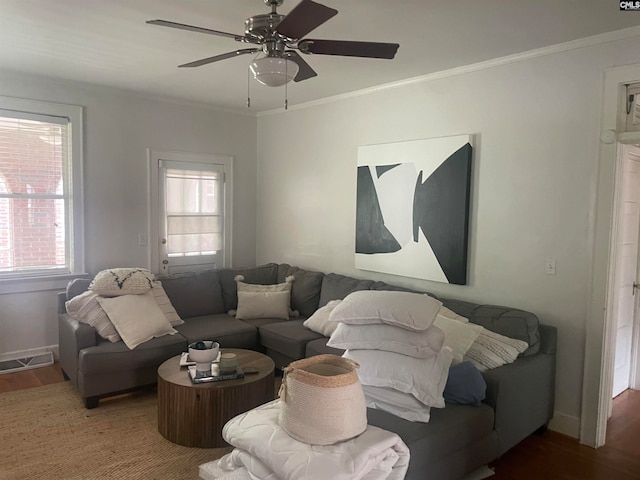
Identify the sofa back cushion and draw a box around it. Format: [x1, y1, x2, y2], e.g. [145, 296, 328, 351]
[441, 299, 540, 356]
[369, 281, 424, 295]
[277, 264, 324, 317]
[155, 269, 225, 318]
[218, 263, 279, 311]
[318, 273, 374, 307]
[66, 278, 92, 301]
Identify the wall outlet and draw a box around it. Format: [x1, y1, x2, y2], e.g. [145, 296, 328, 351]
[545, 257, 556, 275]
[138, 234, 147, 246]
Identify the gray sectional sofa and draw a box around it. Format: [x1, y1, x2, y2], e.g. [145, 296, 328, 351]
[57, 262, 557, 480]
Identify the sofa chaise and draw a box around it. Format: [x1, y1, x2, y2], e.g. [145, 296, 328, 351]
[57, 262, 556, 480]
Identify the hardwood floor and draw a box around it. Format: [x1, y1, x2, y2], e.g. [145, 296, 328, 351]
[0, 362, 64, 393]
[489, 389, 640, 479]
[1, 364, 639, 479]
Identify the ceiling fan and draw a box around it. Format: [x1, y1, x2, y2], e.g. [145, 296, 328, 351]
[147, 0, 400, 88]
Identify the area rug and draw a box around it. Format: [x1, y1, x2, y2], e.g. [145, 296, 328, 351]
[0, 382, 228, 480]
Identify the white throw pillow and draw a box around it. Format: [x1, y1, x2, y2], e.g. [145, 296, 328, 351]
[329, 290, 442, 331]
[65, 290, 121, 343]
[233, 275, 294, 320]
[343, 347, 453, 408]
[90, 268, 154, 297]
[433, 315, 483, 363]
[303, 300, 342, 336]
[437, 306, 469, 323]
[464, 328, 529, 371]
[362, 385, 432, 423]
[97, 292, 177, 350]
[150, 281, 183, 326]
[328, 322, 444, 359]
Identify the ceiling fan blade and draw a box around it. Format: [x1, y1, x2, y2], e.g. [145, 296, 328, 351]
[285, 51, 317, 82]
[299, 39, 399, 59]
[179, 48, 260, 68]
[147, 19, 253, 43]
[275, 0, 338, 40]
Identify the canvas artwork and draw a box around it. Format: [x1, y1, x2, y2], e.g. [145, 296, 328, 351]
[355, 135, 472, 285]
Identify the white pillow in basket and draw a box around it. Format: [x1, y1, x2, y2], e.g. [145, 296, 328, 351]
[234, 275, 294, 320]
[97, 292, 177, 350]
[90, 268, 154, 297]
[329, 290, 442, 331]
[303, 300, 342, 336]
[65, 290, 121, 343]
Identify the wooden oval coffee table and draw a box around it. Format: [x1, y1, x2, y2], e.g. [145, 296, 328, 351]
[157, 348, 275, 447]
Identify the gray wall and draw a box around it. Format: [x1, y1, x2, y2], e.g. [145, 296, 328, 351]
[256, 35, 640, 436]
[0, 70, 257, 358]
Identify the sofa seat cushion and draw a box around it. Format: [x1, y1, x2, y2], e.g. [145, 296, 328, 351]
[367, 402, 495, 475]
[259, 320, 323, 360]
[241, 317, 290, 329]
[79, 334, 187, 375]
[305, 337, 345, 357]
[174, 314, 258, 349]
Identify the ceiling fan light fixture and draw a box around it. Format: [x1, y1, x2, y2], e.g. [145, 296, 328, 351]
[249, 56, 299, 87]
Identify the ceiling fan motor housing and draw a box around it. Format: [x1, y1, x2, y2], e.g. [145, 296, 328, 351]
[245, 14, 286, 42]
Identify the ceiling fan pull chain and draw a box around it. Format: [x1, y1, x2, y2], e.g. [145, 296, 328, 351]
[284, 60, 289, 110]
[247, 67, 251, 108]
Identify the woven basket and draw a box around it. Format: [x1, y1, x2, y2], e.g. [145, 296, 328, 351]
[278, 354, 367, 445]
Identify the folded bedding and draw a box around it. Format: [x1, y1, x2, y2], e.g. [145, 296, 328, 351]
[207, 400, 410, 480]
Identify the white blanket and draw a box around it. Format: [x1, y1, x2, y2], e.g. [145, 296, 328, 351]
[208, 400, 410, 480]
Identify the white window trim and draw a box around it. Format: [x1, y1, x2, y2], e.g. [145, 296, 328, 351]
[148, 149, 233, 274]
[0, 96, 85, 293]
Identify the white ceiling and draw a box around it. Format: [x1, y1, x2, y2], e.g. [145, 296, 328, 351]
[1, 0, 639, 113]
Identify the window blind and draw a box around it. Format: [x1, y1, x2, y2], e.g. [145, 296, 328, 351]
[0, 110, 69, 273]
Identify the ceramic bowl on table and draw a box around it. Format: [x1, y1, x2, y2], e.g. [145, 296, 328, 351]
[188, 341, 220, 374]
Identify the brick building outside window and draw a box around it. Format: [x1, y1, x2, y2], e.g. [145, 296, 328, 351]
[0, 96, 83, 280]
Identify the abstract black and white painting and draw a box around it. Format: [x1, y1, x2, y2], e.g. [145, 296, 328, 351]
[355, 135, 472, 285]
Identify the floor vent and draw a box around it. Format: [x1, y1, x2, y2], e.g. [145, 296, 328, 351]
[0, 352, 54, 375]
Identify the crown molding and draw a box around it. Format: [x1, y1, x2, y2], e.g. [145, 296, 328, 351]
[258, 25, 640, 118]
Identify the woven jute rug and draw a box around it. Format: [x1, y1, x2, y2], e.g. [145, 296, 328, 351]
[0, 382, 229, 480]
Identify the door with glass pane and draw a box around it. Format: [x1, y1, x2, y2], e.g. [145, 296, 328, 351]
[158, 159, 225, 274]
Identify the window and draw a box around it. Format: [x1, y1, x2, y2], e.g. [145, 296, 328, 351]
[149, 150, 232, 274]
[625, 83, 640, 133]
[0, 96, 83, 280]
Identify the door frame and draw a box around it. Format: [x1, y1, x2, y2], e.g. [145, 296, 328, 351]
[147, 148, 234, 274]
[582, 64, 640, 447]
[608, 143, 640, 399]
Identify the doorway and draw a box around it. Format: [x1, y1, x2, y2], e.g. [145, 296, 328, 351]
[610, 143, 640, 400]
[581, 64, 640, 449]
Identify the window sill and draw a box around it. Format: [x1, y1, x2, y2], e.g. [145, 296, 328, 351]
[0, 273, 89, 295]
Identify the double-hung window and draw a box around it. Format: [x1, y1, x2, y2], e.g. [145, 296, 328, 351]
[0, 96, 83, 282]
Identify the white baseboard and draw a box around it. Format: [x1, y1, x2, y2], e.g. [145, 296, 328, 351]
[0, 344, 59, 363]
[548, 411, 580, 438]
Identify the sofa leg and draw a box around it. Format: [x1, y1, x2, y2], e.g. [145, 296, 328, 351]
[83, 396, 99, 409]
[535, 423, 549, 435]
